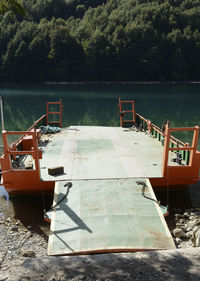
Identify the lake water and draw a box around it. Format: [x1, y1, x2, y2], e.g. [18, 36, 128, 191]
[0, 82, 199, 126]
[0, 82, 200, 146]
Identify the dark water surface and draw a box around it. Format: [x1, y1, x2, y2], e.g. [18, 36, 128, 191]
[0, 82, 200, 128]
[0, 83, 200, 229]
[0, 82, 200, 146]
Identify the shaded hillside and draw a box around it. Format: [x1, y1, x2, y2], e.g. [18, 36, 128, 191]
[0, 0, 200, 82]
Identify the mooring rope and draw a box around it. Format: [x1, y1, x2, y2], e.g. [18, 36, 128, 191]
[136, 180, 160, 205]
[44, 182, 72, 220]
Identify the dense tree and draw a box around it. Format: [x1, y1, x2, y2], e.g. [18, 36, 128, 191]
[0, 0, 25, 15]
[0, 0, 200, 82]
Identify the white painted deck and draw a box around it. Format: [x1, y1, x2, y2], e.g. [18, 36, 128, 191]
[39, 126, 164, 181]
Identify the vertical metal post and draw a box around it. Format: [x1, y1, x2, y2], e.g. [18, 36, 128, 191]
[189, 126, 199, 166]
[132, 100, 136, 123]
[162, 122, 171, 177]
[46, 102, 49, 126]
[33, 122, 40, 179]
[119, 98, 123, 127]
[0, 97, 4, 131]
[59, 99, 62, 128]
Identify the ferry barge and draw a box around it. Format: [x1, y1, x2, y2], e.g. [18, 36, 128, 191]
[0, 99, 199, 194]
[0, 98, 199, 255]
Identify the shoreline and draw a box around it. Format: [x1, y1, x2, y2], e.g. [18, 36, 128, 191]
[0, 81, 200, 86]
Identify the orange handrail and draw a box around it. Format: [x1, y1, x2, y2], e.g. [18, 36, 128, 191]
[162, 123, 200, 177]
[1, 127, 41, 175]
[46, 100, 62, 128]
[118, 98, 136, 127]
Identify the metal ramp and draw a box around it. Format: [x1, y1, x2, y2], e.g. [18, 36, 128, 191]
[48, 178, 175, 255]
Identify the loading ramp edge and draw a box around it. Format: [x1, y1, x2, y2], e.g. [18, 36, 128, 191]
[47, 178, 175, 256]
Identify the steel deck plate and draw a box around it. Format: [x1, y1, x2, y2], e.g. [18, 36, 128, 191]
[48, 178, 175, 255]
[40, 126, 163, 181]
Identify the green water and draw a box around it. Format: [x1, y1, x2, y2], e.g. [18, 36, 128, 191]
[0, 82, 200, 145]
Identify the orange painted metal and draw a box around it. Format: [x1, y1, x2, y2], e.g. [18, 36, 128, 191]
[46, 100, 62, 128]
[159, 123, 200, 187]
[135, 110, 200, 188]
[0, 113, 55, 194]
[1, 99, 200, 194]
[120, 99, 200, 188]
[118, 98, 136, 127]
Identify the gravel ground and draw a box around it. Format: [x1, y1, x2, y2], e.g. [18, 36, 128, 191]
[1, 248, 200, 281]
[1, 196, 200, 281]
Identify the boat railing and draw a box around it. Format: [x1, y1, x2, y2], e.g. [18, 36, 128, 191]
[46, 100, 62, 128]
[0, 124, 42, 175]
[162, 123, 200, 179]
[12, 115, 46, 149]
[135, 113, 192, 165]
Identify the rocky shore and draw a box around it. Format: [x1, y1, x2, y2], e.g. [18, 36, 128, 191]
[0, 215, 48, 275]
[172, 208, 200, 249]
[1, 198, 200, 280]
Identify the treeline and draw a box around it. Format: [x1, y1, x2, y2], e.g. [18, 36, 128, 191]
[0, 0, 200, 82]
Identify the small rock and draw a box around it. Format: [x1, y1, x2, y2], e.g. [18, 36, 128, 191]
[183, 212, 190, 219]
[10, 226, 18, 232]
[186, 231, 192, 238]
[27, 225, 32, 230]
[187, 219, 200, 228]
[186, 227, 192, 232]
[175, 237, 182, 243]
[173, 228, 187, 238]
[189, 215, 196, 220]
[6, 217, 11, 223]
[175, 214, 183, 220]
[180, 226, 187, 232]
[186, 232, 192, 238]
[20, 250, 36, 258]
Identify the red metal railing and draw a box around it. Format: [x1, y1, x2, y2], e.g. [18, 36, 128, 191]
[118, 98, 136, 127]
[46, 100, 62, 128]
[1, 125, 41, 168]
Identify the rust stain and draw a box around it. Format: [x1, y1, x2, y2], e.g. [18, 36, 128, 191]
[148, 229, 170, 248]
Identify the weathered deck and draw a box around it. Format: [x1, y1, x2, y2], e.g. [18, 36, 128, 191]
[39, 126, 176, 255]
[39, 126, 164, 181]
[48, 178, 175, 255]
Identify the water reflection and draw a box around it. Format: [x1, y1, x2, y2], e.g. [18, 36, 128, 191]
[0, 83, 200, 130]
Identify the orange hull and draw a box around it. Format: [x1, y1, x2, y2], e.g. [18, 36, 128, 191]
[1, 99, 200, 194]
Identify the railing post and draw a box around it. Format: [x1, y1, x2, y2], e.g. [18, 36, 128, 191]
[33, 123, 40, 179]
[2, 130, 12, 170]
[189, 126, 199, 166]
[0, 97, 4, 131]
[162, 122, 171, 177]
[118, 98, 123, 127]
[132, 100, 136, 123]
[59, 99, 62, 128]
[46, 101, 49, 126]
[147, 119, 152, 134]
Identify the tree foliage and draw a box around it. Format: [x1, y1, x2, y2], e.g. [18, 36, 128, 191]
[0, 0, 25, 16]
[0, 0, 200, 82]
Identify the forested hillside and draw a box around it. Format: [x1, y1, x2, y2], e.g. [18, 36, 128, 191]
[0, 0, 200, 82]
